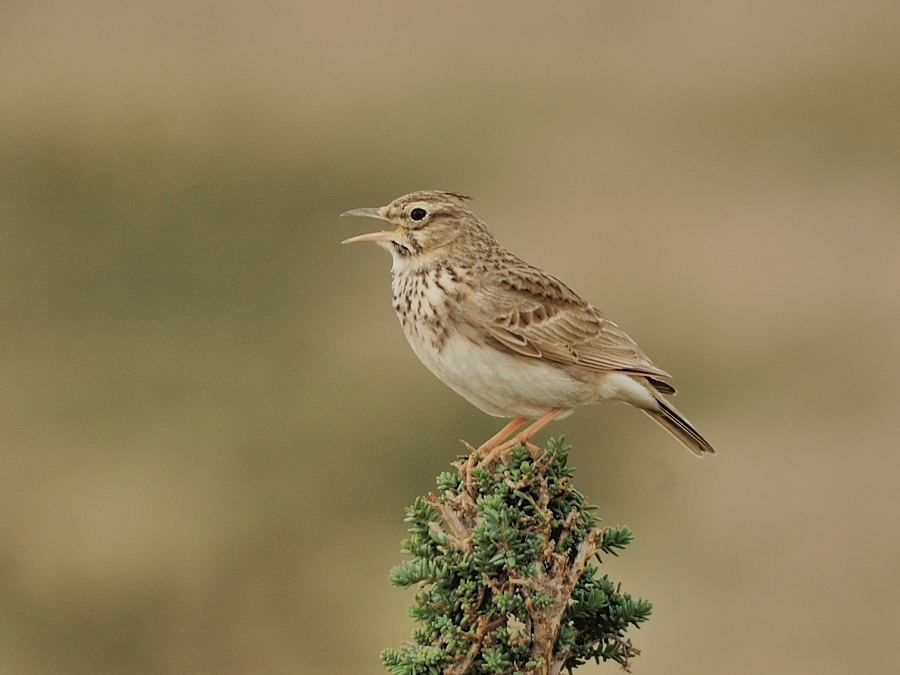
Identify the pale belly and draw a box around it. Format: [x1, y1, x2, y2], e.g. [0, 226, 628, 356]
[403, 329, 594, 418]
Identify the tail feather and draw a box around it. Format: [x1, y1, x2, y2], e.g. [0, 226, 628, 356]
[646, 376, 677, 395]
[641, 395, 715, 457]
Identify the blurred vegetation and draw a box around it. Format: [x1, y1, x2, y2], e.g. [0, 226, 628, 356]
[1, 2, 899, 674]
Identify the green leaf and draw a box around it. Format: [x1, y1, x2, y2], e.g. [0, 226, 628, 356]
[383, 439, 651, 674]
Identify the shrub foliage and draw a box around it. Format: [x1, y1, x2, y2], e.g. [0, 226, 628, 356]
[382, 438, 651, 674]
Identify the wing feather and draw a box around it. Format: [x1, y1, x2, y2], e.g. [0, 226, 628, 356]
[471, 262, 671, 379]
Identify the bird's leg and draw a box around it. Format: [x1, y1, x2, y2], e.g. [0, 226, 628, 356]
[477, 410, 562, 471]
[463, 417, 526, 487]
[478, 417, 528, 454]
[495, 408, 563, 454]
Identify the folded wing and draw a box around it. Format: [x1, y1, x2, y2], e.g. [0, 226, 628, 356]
[471, 261, 672, 380]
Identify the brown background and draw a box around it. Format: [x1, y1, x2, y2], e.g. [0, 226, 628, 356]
[2, 2, 899, 673]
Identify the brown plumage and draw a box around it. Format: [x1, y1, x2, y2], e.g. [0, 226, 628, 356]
[342, 190, 715, 457]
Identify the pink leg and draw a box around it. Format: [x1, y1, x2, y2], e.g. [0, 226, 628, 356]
[478, 409, 565, 469]
[496, 408, 564, 453]
[478, 417, 527, 453]
[464, 417, 527, 487]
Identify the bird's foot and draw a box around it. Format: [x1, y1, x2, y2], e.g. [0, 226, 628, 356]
[463, 417, 527, 490]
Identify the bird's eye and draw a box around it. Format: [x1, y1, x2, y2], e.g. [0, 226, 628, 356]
[410, 207, 427, 222]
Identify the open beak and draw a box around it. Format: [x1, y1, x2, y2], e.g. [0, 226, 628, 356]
[340, 206, 400, 244]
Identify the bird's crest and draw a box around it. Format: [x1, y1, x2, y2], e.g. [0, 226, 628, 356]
[439, 191, 471, 202]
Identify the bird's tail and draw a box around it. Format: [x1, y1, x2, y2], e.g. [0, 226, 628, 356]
[641, 391, 716, 457]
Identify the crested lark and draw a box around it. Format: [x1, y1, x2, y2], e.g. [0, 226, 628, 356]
[341, 190, 715, 457]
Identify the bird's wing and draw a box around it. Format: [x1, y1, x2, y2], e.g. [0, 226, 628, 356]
[469, 261, 671, 379]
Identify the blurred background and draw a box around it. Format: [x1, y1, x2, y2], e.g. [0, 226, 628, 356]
[2, 2, 899, 673]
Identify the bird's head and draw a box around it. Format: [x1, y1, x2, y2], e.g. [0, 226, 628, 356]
[341, 190, 487, 262]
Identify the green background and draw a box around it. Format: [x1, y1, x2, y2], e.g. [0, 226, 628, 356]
[2, 2, 899, 673]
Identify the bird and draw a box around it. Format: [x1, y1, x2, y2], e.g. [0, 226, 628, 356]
[341, 190, 715, 457]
